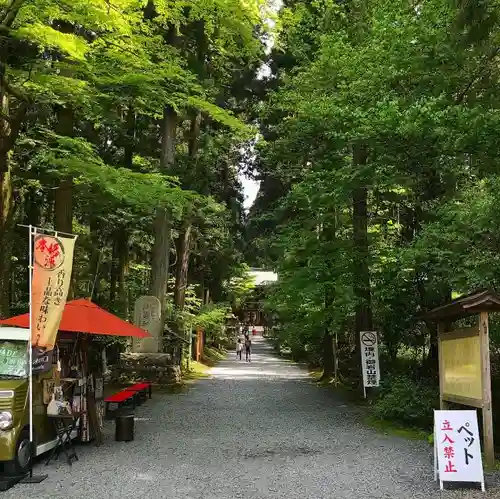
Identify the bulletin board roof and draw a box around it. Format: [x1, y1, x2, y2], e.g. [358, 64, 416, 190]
[422, 289, 500, 321]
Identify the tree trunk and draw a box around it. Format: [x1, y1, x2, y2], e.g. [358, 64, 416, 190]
[0, 173, 14, 318]
[173, 223, 192, 311]
[352, 146, 373, 385]
[161, 106, 177, 167]
[198, 250, 208, 305]
[149, 208, 171, 308]
[320, 210, 336, 381]
[0, 4, 29, 317]
[1, 0, 25, 27]
[54, 178, 73, 234]
[54, 106, 75, 297]
[172, 111, 200, 315]
[0, 91, 14, 317]
[422, 287, 452, 373]
[24, 187, 40, 226]
[88, 218, 101, 302]
[54, 178, 74, 298]
[0, 214, 12, 317]
[124, 106, 135, 169]
[109, 237, 119, 306]
[0, 163, 13, 318]
[187, 112, 201, 157]
[173, 222, 192, 364]
[149, 105, 176, 300]
[117, 228, 129, 318]
[54, 106, 74, 232]
[320, 331, 335, 380]
[146, 104, 177, 352]
[54, 106, 74, 221]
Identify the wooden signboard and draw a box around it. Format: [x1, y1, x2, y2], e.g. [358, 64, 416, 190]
[425, 290, 499, 469]
[439, 326, 483, 407]
[437, 313, 494, 468]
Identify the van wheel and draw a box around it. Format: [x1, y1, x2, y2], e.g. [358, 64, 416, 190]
[4, 430, 32, 475]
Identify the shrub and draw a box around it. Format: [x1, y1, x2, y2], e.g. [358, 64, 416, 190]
[373, 375, 439, 430]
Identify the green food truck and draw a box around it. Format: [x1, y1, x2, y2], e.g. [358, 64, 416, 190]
[0, 327, 76, 474]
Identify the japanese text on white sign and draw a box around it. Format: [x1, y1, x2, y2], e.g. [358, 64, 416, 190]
[434, 410, 484, 491]
[360, 331, 380, 389]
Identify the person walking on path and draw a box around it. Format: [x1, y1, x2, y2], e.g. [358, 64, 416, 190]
[244, 335, 252, 362]
[236, 338, 243, 360]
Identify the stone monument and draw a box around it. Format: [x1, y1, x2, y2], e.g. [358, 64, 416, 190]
[132, 295, 162, 353]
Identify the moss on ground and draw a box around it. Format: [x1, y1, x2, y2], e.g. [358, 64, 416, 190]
[182, 345, 226, 382]
[202, 345, 227, 366]
[183, 360, 211, 381]
[365, 415, 430, 441]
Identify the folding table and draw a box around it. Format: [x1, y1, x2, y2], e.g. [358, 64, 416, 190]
[45, 412, 80, 466]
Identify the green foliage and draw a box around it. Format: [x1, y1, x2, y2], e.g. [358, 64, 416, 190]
[203, 345, 226, 365]
[195, 304, 230, 341]
[224, 263, 256, 308]
[1, 0, 268, 341]
[246, 0, 500, 426]
[373, 376, 439, 430]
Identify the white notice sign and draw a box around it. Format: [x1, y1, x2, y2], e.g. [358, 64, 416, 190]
[434, 410, 485, 491]
[360, 331, 380, 389]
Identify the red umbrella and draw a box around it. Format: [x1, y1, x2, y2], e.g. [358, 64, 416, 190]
[0, 298, 151, 338]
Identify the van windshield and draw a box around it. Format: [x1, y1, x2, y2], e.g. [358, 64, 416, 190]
[0, 341, 28, 378]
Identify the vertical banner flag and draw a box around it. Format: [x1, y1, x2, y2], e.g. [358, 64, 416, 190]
[31, 232, 76, 372]
[360, 331, 381, 389]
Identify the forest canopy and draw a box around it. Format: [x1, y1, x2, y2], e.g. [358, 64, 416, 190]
[245, 0, 500, 430]
[0, 0, 269, 350]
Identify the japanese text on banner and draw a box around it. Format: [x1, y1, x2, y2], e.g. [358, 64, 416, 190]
[31, 233, 76, 349]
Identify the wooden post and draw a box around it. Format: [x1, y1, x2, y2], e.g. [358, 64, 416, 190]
[437, 322, 447, 410]
[195, 328, 202, 362]
[479, 311, 495, 469]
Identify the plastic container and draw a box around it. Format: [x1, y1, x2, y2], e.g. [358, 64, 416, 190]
[115, 414, 134, 442]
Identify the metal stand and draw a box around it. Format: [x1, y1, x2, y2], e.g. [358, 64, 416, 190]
[19, 442, 48, 483]
[45, 416, 79, 466]
[20, 472, 48, 484]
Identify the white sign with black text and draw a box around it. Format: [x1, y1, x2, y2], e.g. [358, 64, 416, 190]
[360, 331, 380, 394]
[434, 410, 485, 491]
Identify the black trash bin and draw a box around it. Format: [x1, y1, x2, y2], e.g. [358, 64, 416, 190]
[115, 414, 134, 442]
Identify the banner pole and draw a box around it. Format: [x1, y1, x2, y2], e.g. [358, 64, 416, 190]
[18, 224, 77, 239]
[20, 225, 47, 483]
[28, 225, 33, 445]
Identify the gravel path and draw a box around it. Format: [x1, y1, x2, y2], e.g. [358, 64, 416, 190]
[5, 337, 499, 498]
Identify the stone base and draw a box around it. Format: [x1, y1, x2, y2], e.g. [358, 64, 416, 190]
[132, 336, 161, 353]
[110, 353, 182, 385]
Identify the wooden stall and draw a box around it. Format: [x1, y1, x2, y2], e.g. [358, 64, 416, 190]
[424, 289, 500, 468]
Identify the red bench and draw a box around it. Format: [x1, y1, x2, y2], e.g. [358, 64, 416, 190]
[104, 390, 137, 416]
[123, 382, 152, 403]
